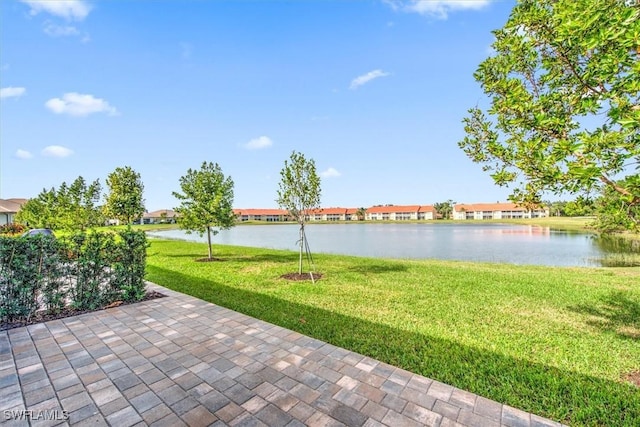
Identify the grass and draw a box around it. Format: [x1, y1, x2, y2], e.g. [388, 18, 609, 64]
[485, 216, 596, 232]
[145, 239, 640, 426]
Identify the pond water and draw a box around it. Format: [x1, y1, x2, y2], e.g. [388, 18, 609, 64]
[146, 223, 633, 267]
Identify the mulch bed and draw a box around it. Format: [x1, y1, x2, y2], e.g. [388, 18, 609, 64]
[0, 290, 166, 331]
[280, 272, 323, 281]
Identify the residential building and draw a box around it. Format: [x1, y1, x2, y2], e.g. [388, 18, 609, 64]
[0, 198, 27, 225]
[306, 208, 355, 221]
[233, 209, 291, 222]
[143, 209, 178, 224]
[345, 208, 359, 221]
[452, 203, 549, 220]
[365, 205, 436, 221]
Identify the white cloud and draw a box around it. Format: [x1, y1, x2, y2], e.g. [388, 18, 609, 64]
[20, 0, 91, 21]
[243, 136, 273, 150]
[350, 69, 390, 90]
[16, 149, 33, 159]
[320, 167, 341, 178]
[42, 145, 74, 158]
[1, 87, 26, 99]
[44, 22, 80, 37]
[45, 93, 118, 117]
[384, 0, 491, 19]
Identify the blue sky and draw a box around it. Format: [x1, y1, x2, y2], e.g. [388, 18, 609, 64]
[1, 0, 519, 211]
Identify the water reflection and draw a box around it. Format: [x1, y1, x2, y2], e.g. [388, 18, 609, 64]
[592, 235, 640, 267]
[147, 223, 632, 267]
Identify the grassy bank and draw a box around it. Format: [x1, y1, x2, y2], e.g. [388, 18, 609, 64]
[146, 239, 640, 426]
[234, 216, 597, 232]
[496, 216, 596, 232]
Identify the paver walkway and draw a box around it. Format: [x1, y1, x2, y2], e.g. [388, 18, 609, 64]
[1, 283, 564, 427]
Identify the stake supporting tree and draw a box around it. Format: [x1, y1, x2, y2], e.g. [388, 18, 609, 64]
[276, 151, 322, 279]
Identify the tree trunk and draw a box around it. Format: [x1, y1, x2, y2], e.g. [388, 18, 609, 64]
[299, 225, 304, 274]
[207, 226, 213, 260]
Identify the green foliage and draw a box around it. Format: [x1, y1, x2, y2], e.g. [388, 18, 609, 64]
[434, 200, 455, 219]
[0, 234, 62, 321]
[146, 239, 640, 426]
[0, 230, 147, 324]
[104, 166, 145, 225]
[594, 176, 640, 232]
[459, 0, 640, 231]
[276, 151, 322, 273]
[64, 232, 117, 310]
[15, 176, 103, 231]
[276, 151, 322, 224]
[546, 197, 596, 217]
[113, 229, 148, 302]
[173, 161, 235, 260]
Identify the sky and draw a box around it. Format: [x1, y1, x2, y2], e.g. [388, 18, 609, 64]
[1, 0, 521, 211]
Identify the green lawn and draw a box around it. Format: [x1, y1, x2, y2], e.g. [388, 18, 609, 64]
[145, 239, 640, 426]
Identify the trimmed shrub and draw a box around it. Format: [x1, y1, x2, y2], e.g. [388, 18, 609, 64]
[0, 229, 148, 324]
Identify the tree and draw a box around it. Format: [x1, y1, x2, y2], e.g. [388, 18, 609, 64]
[16, 177, 103, 231]
[594, 176, 640, 232]
[62, 177, 103, 230]
[356, 207, 367, 221]
[16, 188, 57, 229]
[276, 151, 322, 275]
[172, 162, 235, 261]
[564, 197, 596, 217]
[434, 200, 455, 219]
[459, 0, 640, 232]
[104, 166, 145, 225]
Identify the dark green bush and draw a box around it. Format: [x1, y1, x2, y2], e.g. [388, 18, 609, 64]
[0, 229, 148, 324]
[0, 234, 61, 321]
[113, 229, 148, 302]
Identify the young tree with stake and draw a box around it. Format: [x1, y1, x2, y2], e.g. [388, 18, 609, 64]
[276, 151, 322, 275]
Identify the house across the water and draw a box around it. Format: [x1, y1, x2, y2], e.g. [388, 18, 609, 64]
[452, 203, 549, 220]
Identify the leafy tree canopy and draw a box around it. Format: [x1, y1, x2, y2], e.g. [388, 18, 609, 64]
[276, 151, 322, 224]
[434, 200, 455, 219]
[104, 166, 145, 225]
[459, 0, 639, 231]
[16, 176, 103, 231]
[172, 161, 235, 260]
[276, 151, 321, 274]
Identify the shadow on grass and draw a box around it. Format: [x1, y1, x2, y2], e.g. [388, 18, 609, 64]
[569, 291, 640, 340]
[346, 263, 409, 274]
[147, 264, 639, 427]
[163, 251, 299, 264]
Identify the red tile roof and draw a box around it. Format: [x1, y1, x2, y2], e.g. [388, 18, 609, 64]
[454, 203, 545, 212]
[366, 205, 421, 214]
[320, 208, 349, 215]
[419, 205, 436, 213]
[234, 209, 289, 216]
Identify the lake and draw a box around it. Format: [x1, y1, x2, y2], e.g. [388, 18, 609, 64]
[145, 223, 633, 267]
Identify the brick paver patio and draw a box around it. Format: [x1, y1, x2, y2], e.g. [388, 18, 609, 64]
[1, 283, 565, 426]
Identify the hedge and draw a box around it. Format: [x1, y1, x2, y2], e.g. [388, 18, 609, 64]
[0, 229, 147, 324]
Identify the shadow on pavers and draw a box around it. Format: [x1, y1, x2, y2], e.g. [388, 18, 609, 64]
[146, 265, 640, 427]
